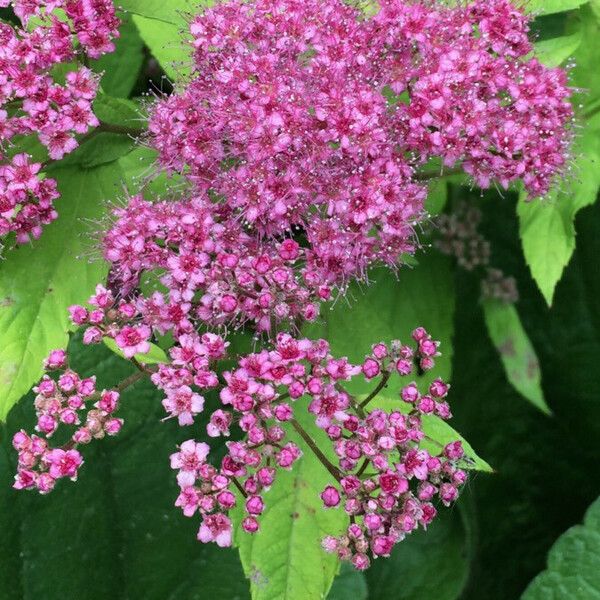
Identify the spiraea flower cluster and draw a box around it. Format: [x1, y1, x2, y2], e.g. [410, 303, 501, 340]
[105, 0, 573, 333]
[12, 349, 124, 493]
[166, 327, 470, 569]
[0, 0, 119, 243]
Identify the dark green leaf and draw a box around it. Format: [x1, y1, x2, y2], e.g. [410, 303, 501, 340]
[94, 15, 145, 98]
[327, 563, 367, 600]
[0, 338, 250, 599]
[366, 507, 472, 600]
[522, 496, 600, 599]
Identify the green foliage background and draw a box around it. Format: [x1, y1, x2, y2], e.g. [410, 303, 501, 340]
[1, 1, 600, 599]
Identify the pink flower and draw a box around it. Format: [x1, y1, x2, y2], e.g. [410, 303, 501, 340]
[115, 325, 151, 358]
[197, 513, 232, 547]
[45, 449, 83, 480]
[162, 386, 205, 426]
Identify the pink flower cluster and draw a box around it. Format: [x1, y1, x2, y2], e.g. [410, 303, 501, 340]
[166, 327, 469, 568]
[0, 0, 119, 243]
[102, 195, 325, 333]
[105, 0, 572, 332]
[12, 348, 123, 493]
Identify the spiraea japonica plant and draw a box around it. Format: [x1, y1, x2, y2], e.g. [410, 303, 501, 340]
[2, 0, 583, 596]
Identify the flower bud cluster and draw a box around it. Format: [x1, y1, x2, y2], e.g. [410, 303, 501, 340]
[435, 201, 519, 303]
[12, 348, 123, 493]
[0, 0, 119, 243]
[168, 327, 469, 570]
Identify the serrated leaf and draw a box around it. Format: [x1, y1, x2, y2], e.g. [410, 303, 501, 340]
[94, 14, 144, 98]
[0, 164, 123, 421]
[234, 399, 345, 600]
[0, 337, 250, 599]
[103, 337, 168, 365]
[517, 130, 600, 305]
[482, 300, 550, 414]
[366, 506, 472, 600]
[521, 496, 600, 599]
[526, 0, 588, 15]
[534, 30, 582, 67]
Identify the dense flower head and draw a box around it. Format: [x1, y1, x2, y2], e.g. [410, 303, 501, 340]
[12, 348, 124, 493]
[107, 0, 573, 333]
[0, 0, 119, 243]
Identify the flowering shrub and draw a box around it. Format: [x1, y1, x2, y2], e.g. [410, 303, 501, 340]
[0, 0, 593, 598]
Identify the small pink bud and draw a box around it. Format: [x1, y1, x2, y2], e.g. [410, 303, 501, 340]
[242, 516, 260, 533]
[245, 495, 264, 515]
[320, 486, 341, 508]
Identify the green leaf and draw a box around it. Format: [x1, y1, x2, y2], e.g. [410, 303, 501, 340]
[327, 563, 367, 600]
[0, 337, 250, 599]
[366, 506, 472, 600]
[94, 14, 144, 98]
[371, 396, 492, 473]
[444, 205, 600, 599]
[55, 95, 144, 169]
[526, 0, 588, 15]
[119, 0, 199, 25]
[521, 496, 600, 599]
[93, 94, 143, 127]
[426, 180, 449, 216]
[534, 30, 582, 67]
[103, 337, 169, 365]
[132, 15, 192, 82]
[482, 300, 550, 414]
[234, 399, 346, 600]
[305, 252, 456, 394]
[517, 130, 600, 306]
[0, 164, 122, 421]
[570, 5, 600, 116]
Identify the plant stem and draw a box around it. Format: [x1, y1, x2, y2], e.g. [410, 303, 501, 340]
[97, 120, 146, 138]
[232, 477, 248, 498]
[356, 458, 369, 477]
[290, 418, 342, 482]
[359, 371, 391, 409]
[116, 370, 147, 392]
[414, 166, 465, 181]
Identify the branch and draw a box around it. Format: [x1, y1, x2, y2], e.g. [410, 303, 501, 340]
[414, 166, 465, 181]
[290, 418, 342, 482]
[359, 371, 391, 409]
